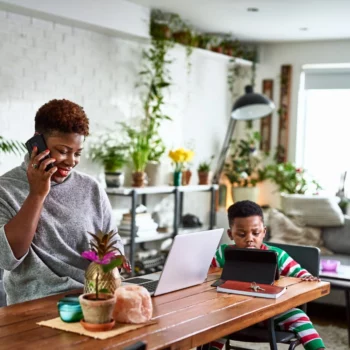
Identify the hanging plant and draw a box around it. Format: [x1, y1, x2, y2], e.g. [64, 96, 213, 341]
[137, 38, 174, 163]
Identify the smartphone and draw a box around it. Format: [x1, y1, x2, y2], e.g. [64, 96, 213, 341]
[25, 134, 54, 171]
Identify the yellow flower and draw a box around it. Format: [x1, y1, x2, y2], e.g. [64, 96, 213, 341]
[168, 148, 195, 171]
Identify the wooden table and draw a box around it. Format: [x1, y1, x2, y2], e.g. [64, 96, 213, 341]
[0, 268, 330, 350]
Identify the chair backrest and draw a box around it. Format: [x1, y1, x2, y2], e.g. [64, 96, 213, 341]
[266, 242, 320, 277]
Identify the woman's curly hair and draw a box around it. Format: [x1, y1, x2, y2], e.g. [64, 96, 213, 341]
[35, 99, 89, 136]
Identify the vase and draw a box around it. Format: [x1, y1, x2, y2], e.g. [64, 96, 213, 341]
[173, 171, 182, 186]
[182, 170, 192, 185]
[145, 162, 162, 186]
[84, 262, 122, 295]
[232, 186, 259, 203]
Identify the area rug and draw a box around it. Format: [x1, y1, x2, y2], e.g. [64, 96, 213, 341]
[229, 323, 348, 350]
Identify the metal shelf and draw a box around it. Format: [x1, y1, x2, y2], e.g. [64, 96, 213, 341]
[107, 184, 218, 275]
[106, 184, 218, 196]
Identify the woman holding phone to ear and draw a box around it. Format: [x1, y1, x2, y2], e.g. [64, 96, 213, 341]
[0, 99, 123, 305]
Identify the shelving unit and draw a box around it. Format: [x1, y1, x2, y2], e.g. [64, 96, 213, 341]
[106, 184, 218, 275]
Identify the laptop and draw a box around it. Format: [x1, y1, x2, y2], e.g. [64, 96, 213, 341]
[123, 229, 224, 296]
[212, 247, 279, 287]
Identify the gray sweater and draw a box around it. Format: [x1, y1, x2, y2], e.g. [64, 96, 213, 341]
[0, 157, 123, 305]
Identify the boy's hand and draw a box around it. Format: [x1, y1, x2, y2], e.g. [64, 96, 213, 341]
[301, 275, 321, 282]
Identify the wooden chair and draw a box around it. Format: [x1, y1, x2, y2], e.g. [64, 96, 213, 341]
[226, 242, 320, 350]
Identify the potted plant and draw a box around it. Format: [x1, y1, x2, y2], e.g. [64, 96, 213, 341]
[197, 155, 214, 185]
[224, 129, 264, 202]
[80, 229, 130, 331]
[89, 134, 128, 188]
[168, 148, 194, 186]
[121, 124, 151, 187]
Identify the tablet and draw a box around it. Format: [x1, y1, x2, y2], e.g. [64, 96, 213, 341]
[219, 247, 279, 285]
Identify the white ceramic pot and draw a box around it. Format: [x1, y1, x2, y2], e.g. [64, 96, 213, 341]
[105, 172, 124, 188]
[145, 162, 162, 186]
[232, 186, 259, 203]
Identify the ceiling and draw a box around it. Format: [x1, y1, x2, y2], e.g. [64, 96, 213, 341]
[129, 0, 350, 42]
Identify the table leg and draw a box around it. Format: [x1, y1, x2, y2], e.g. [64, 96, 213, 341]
[345, 289, 350, 347]
[267, 317, 277, 350]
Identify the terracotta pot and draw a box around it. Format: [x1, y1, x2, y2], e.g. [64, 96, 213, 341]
[182, 170, 192, 185]
[198, 171, 209, 185]
[79, 293, 116, 324]
[80, 318, 115, 332]
[132, 171, 146, 187]
[84, 262, 122, 295]
[172, 31, 192, 45]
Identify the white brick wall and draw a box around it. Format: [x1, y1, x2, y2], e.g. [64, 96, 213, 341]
[0, 9, 232, 223]
[0, 9, 145, 176]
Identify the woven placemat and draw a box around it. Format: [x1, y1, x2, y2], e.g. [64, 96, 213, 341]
[37, 317, 154, 340]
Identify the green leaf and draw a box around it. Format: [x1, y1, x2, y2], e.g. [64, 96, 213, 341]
[99, 288, 109, 293]
[102, 256, 123, 273]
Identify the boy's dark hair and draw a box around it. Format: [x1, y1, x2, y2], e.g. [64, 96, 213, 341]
[35, 99, 89, 136]
[227, 200, 264, 226]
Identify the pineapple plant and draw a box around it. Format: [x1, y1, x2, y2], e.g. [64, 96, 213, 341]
[82, 229, 130, 297]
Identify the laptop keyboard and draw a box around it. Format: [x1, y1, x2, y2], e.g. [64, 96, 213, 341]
[124, 277, 153, 284]
[123, 277, 158, 293]
[141, 280, 158, 293]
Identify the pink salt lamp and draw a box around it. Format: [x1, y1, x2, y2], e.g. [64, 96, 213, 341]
[114, 285, 153, 324]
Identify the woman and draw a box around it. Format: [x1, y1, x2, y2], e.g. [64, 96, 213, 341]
[0, 99, 123, 305]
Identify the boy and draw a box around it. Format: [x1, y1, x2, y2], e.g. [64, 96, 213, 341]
[210, 200, 325, 350]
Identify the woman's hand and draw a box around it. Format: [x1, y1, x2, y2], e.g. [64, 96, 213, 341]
[27, 147, 57, 197]
[301, 275, 321, 282]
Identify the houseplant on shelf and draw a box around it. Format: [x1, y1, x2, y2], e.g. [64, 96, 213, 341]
[121, 124, 151, 187]
[224, 129, 263, 202]
[197, 155, 214, 185]
[80, 229, 130, 331]
[89, 134, 128, 188]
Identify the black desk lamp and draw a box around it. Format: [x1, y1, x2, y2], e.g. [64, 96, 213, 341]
[212, 85, 275, 184]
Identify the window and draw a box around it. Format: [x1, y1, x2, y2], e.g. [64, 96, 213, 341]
[298, 64, 350, 195]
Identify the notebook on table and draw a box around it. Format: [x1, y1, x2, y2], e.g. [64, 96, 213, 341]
[217, 280, 286, 299]
[123, 229, 224, 296]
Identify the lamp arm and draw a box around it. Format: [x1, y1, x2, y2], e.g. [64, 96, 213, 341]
[212, 118, 237, 184]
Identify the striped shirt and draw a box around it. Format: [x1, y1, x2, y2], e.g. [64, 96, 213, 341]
[211, 243, 311, 278]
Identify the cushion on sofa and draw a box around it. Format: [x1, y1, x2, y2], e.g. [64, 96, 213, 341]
[322, 216, 350, 254]
[268, 208, 333, 255]
[280, 194, 344, 227]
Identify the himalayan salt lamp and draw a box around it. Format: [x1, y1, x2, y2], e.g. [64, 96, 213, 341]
[114, 285, 153, 324]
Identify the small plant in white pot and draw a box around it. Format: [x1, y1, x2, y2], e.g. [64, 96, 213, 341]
[79, 230, 131, 332]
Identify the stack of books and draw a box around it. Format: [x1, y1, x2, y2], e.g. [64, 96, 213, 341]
[118, 212, 159, 238]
